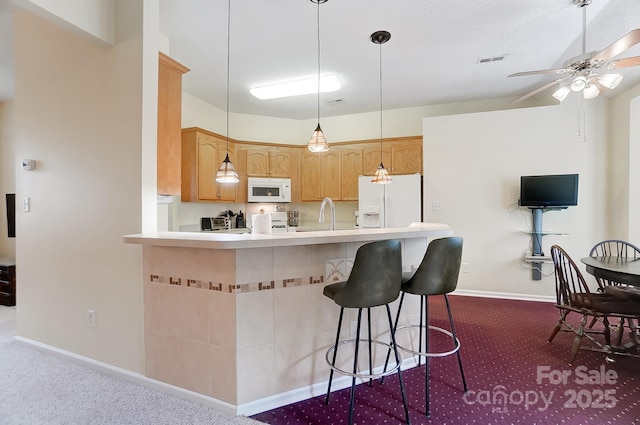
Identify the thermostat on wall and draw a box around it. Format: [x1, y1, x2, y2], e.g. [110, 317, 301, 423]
[21, 159, 35, 170]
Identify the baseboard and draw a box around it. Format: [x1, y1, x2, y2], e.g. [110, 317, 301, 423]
[13, 336, 240, 416]
[453, 289, 555, 303]
[237, 356, 420, 417]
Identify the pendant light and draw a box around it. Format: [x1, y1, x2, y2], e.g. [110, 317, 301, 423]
[307, 0, 329, 153]
[216, 0, 239, 183]
[371, 30, 391, 184]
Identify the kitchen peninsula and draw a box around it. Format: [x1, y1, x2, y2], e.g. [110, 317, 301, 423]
[124, 223, 453, 415]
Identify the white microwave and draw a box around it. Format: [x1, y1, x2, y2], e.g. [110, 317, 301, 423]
[247, 177, 292, 203]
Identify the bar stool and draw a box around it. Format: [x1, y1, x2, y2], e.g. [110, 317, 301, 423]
[383, 236, 467, 418]
[323, 239, 411, 425]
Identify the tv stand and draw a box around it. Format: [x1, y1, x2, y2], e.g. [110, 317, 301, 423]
[528, 207, 566, 280]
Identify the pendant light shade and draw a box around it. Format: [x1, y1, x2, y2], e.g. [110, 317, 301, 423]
[216, 153, 239, 182]
[371, 30, 391, 184]
[308, 123, 329, 152]
[307, 0, 329, 152]
[216, 0, 239, 183]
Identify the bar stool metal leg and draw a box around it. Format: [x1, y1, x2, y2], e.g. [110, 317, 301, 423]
[445, 294, 467, 392]
[349, 309, 364, 425]
[386, 304, 412, 425]
[367, 308, 373, 386]
[325, 307, 344, 405]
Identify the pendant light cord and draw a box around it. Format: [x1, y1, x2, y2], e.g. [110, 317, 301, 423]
[316, 1, 321, 125]
[379, 40, 383, 161]
[226, 0, 231, 154]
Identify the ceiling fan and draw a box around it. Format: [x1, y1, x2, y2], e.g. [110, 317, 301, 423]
[509, 0, 640, 103]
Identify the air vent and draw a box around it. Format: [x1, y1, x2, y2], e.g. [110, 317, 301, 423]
[477, 55, 507, 64]
[326, 98, 344, 105]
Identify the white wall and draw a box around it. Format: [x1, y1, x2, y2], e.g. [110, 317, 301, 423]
[0, 100, 15, 259]
[12, 0, 155, 372]
[182, 90, 552, 145]
[423, 100, 609, 299]
[15, 0, 115, 46]
[608, 84, 640, 239]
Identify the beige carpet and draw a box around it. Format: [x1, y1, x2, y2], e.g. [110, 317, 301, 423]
[0, 306, 265, 425]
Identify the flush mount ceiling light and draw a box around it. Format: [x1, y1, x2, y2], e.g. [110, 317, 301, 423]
[371, 30, 392, 185]
[215, 0, 239, 184]
[250, 75, 340, 100]
[307, 0, 329, 153]
[509, 0, 640, 103]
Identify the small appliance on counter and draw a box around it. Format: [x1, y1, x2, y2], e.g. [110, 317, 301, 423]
[200, 217, 227, 231]
[287, 210, 299, 227]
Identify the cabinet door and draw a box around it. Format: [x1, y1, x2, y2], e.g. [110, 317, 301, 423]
[157, 53, 189, 195]
[341, 149, 362, 201]
[197, 134, 237, 202]
[197, 136, 220, 200]
[269, 149, 292, 177]
[363, 145, 391, 176]
[391, 143, 422, 175]
[300, 151, 322, 201]
[322, 150, 342, 200]
[246, 148, 270, 177]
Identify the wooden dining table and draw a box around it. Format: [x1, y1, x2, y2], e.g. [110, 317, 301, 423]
[581, 256, 640, 287]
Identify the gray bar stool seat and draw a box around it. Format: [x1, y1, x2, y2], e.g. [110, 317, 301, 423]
[323, 239, 411, 425]
[382, 236, 468, 418]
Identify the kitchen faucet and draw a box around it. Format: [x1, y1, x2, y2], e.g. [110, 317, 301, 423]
[319, 197, 336, 231]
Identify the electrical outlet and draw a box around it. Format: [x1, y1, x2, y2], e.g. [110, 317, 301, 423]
[87, 310, 96, 328]
[462, 263, 470, 273]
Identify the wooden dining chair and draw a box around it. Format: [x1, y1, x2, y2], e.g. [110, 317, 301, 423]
[589, 240, 640, 342]
[589, 240, 640, 288]
[549, 245, 640, 364]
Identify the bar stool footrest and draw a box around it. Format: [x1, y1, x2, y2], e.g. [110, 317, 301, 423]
[326, 339, 401, 379]
[395, 324, 461, 358]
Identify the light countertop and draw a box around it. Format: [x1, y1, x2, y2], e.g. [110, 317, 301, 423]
[123, 222, 453, 250]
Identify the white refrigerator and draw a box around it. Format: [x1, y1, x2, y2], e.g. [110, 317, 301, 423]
[358, 173, 422, 228]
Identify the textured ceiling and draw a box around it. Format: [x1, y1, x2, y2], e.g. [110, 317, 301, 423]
[2, 0, 640, 120]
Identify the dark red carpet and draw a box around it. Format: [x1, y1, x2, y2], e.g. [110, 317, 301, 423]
[251, 295, 640, 424]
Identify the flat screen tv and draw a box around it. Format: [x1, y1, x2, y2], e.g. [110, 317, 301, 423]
[519, 174, 579, 208]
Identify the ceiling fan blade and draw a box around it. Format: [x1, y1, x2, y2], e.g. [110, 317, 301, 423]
[511, 77, 570, 103]
[607, 56, 640, 69]
[508, 69, 571, 77]
[591, 29, 640, 63]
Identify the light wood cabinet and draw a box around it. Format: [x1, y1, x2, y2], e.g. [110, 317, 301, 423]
[181, 128, 238, 202]
[246, 146, 293, 177]
[157, 53, 189, 195]
[391, 142, 422, 174]
[300, 150, 341, 201]
[362, 138, 422, 176]
[341, 149, 362, 201]
[363, 145, 391, 176]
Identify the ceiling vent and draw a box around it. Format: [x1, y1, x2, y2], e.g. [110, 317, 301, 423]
[477, 55, 507, 64]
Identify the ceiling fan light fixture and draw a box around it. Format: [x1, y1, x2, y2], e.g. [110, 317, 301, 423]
[598, 73, 623, 89]
[583, 83, 600, 99]
[552, 85, 571, 102]
[570, 75, 587, 92]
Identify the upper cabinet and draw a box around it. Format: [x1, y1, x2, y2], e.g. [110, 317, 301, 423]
[182, 128, 240, 202]
[362, 137, 422, 176]
[177, 128, 422, 203]
[300, 150, 341, 201]
[246, 146, 293, 178]
[157, 53, 189, 195]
